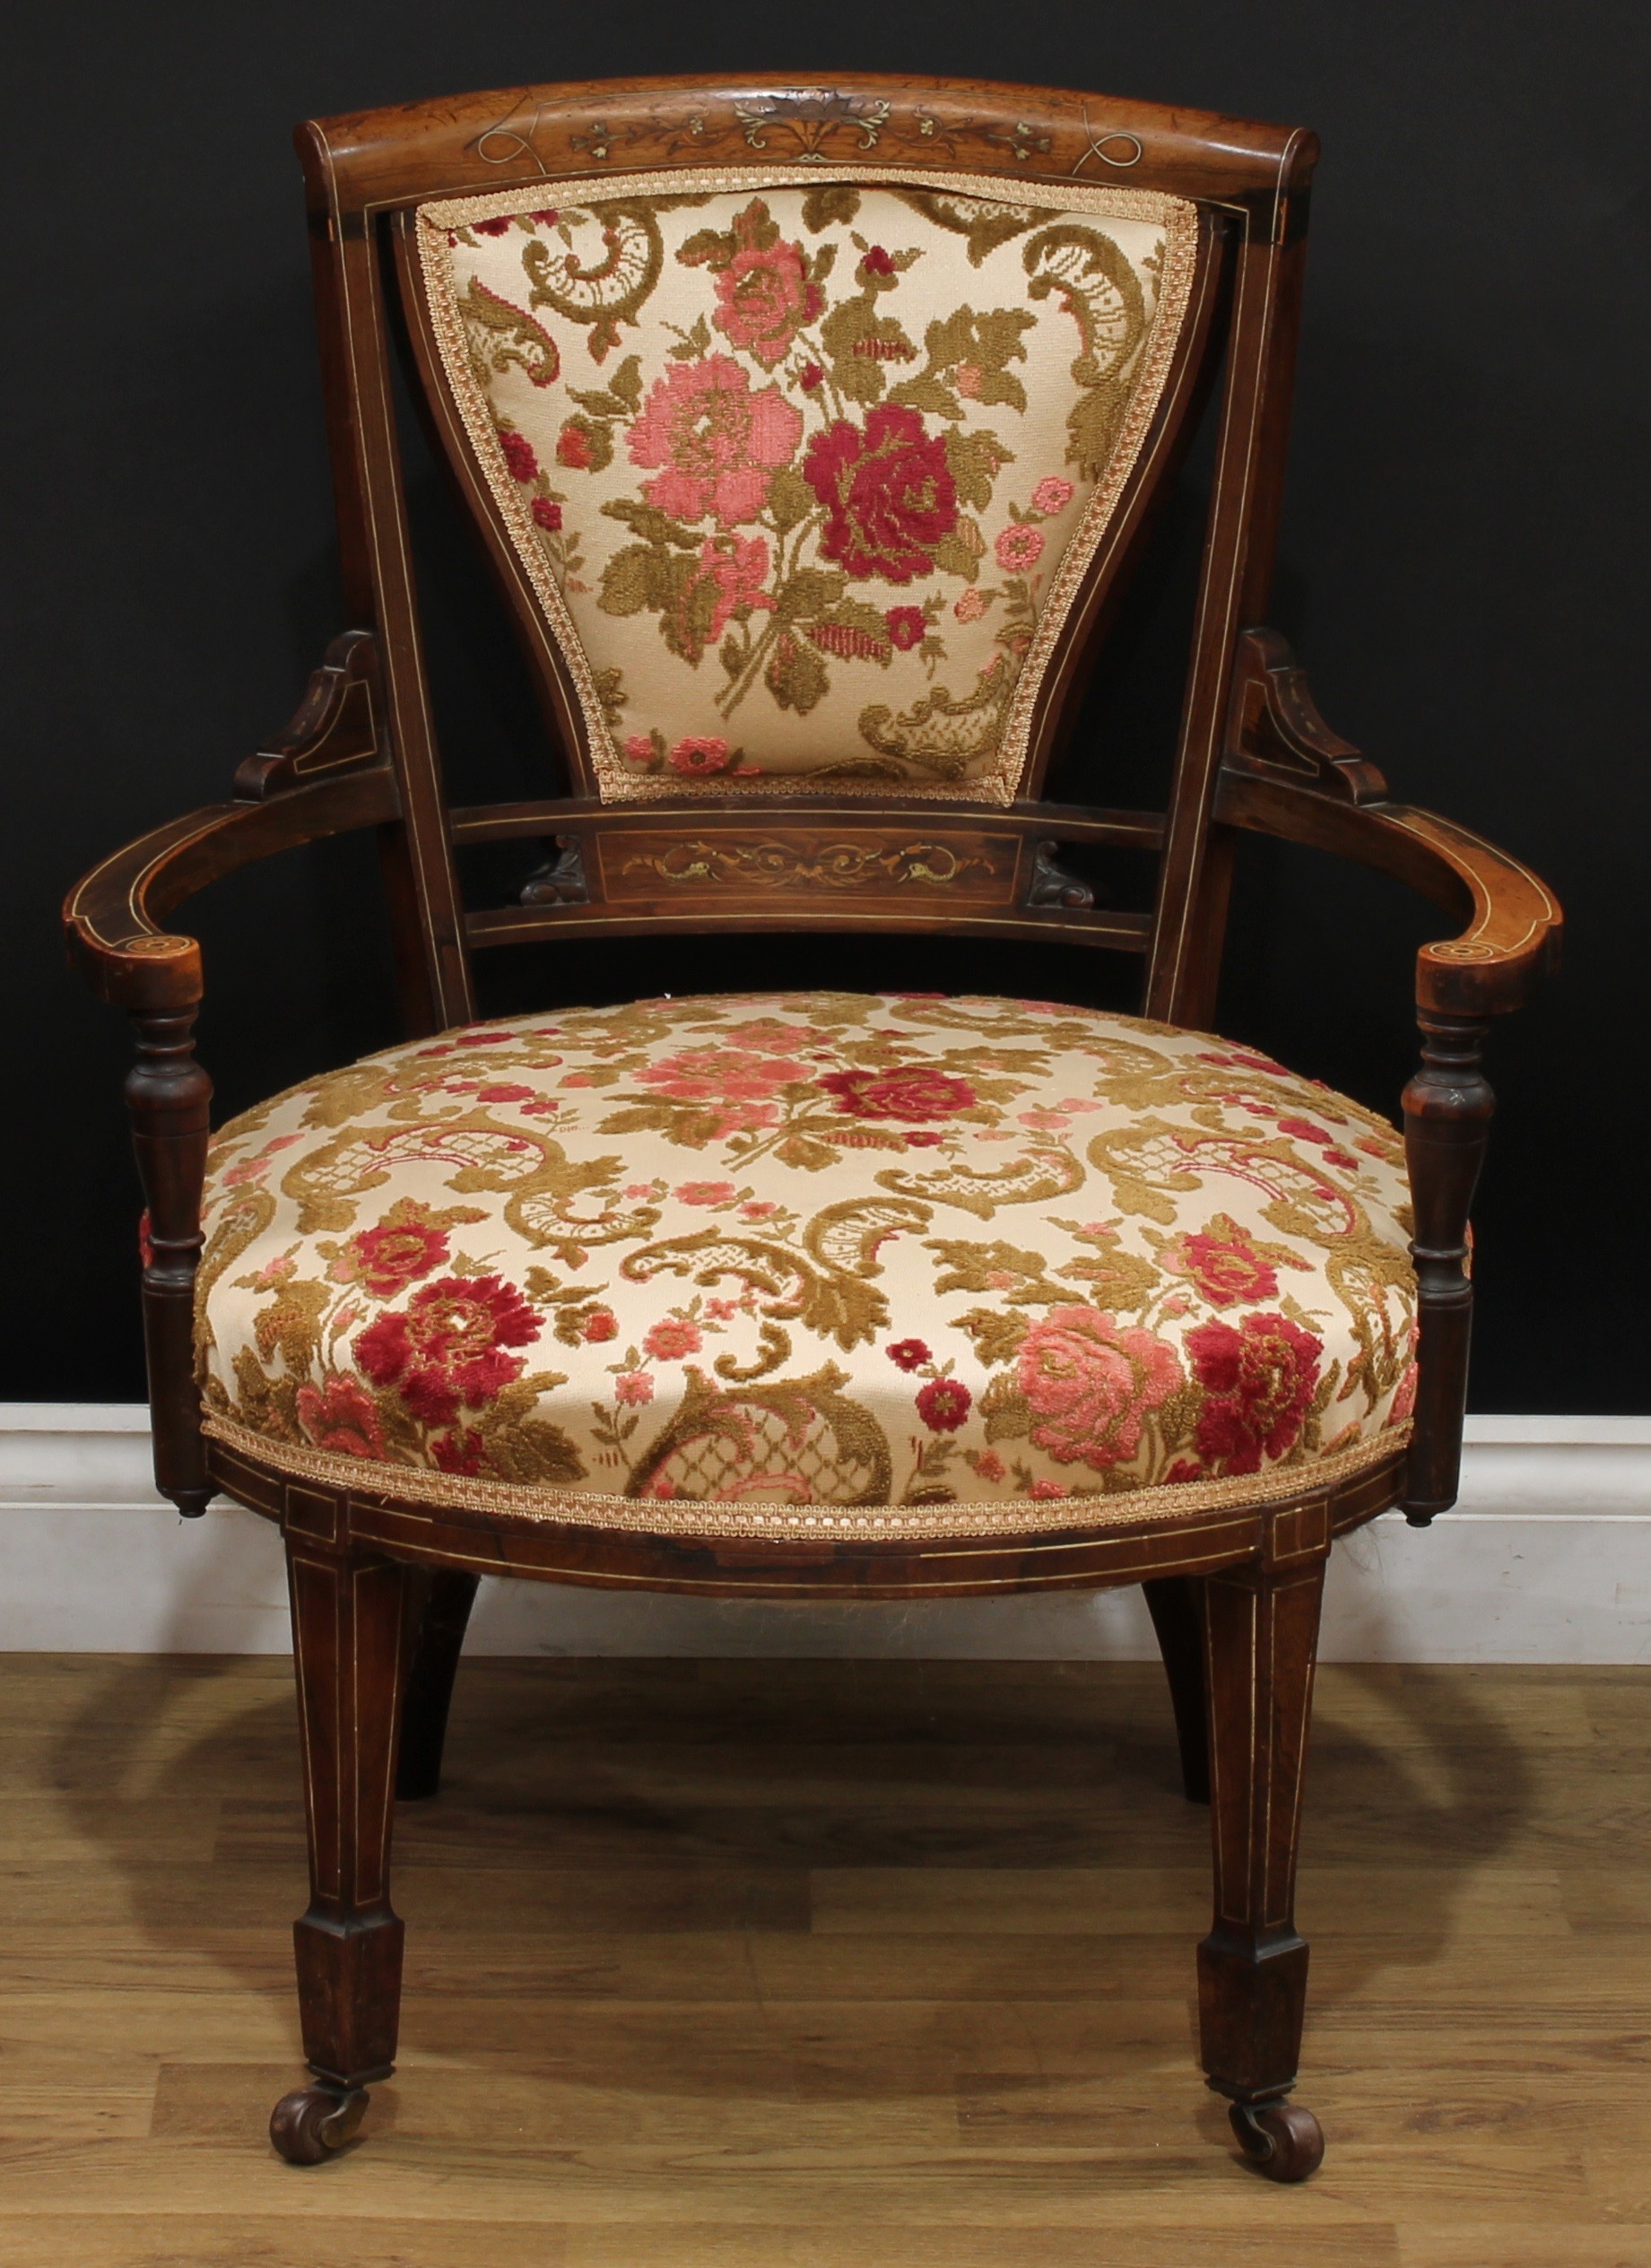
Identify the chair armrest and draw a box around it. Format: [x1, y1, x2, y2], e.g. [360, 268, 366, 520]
[1212, 643, 1562, 1526]
[1212, 770, 1562, 1015]
[63, 757, 398, 1518]
[64, 765, 400, 1015]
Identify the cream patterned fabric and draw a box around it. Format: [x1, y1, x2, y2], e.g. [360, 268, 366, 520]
[196, 993, 1417, 1542]
[416, 169, 1198, 804]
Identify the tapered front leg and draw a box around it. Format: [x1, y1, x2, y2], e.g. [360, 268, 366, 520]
[271, 1527, 411, 2163]
[1198, 1534, 1328, 2181]
[1143, 1576, 1210, 1803]
[397, 1568, 479, 1801]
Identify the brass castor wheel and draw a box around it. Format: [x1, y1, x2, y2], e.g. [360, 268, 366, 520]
[1229, 2099, 1325, 2182]
[269, 2084, 368, 2164]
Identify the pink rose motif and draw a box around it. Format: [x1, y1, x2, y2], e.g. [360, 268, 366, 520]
[614, 1370, 656, 1407]
[953, 587, 986, 623]
[995, 523, 1046, 573]
[819, 1064, 977, 1122]
[669, 735, 735, 778]
[970, 1449, 1006, 1482]
[804, 403, 959, 585]
[1388, 1362, 1420, 1425]
[1186, 1312, 1324, 1475]
[639, 1047, 807, 1108]
[1018, 1305, 1185, 1470]
[884, 605, 926, 651]
[556, 423, 594, 469]
[582, 1308, 619, 1343]
[712, 207, 826, 369]
[628, 354, 803, 527]
[1030, 1478, 1067, 1500]
[622, 733, 656, 764]
[1031, 474, 1074, 515]
[296, 1376, 387, 1461]
[675, 1180, 737, 1206]
[498, 430, 539, 483]
[917, 1377, 972, 1433]
[645, 1318, 703, 1360]
[690, 534, 775, 646]
[955, 363, 984, 399]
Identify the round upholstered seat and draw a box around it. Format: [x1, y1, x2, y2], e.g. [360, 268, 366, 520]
[196, 991, 1417, 1541]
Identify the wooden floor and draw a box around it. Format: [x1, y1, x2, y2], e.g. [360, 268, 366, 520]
[1, 1654, 1647, 2267]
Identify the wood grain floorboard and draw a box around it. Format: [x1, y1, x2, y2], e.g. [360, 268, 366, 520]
[0, 1655, 1647, 2264]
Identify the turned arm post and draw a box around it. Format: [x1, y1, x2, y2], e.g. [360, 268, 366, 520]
[119, 941, 214, 1516]
[1400, 1009, 1494, 1525]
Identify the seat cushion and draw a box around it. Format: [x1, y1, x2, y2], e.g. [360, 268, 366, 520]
[196, 992, 1417, 1541]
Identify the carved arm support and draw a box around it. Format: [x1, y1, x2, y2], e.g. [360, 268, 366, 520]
[1214, 676, 1562, 1525]
[64, 758, 400, 1515]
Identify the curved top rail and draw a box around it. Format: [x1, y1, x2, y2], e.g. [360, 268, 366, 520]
[300, 72, 1317, 216]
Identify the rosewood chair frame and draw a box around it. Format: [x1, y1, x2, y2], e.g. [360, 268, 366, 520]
[65, 73, 1560, 2182]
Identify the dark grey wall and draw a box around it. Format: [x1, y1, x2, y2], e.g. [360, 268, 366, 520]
[9, 1, 1647, 1407]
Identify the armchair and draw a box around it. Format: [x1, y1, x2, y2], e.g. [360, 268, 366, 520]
[65, 72, 1559, 2181]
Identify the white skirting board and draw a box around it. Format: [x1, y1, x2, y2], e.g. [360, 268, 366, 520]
[1, 1403, 1647, 1662]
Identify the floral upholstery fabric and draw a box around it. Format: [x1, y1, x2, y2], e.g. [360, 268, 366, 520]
[416, 169, 1197, 803]
[196, 994, 1417, 1542]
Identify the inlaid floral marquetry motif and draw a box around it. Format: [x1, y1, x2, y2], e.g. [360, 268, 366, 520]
[417, 166, 1198, 804]
[617, 838, 1000, 890]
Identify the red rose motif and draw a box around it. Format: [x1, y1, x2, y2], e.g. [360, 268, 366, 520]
[713, 212, 826, 369]
[818, 1064, 977, 1121]
[498, 430, 539, 483]
[887, 1337, 931, 1372]
[1162, 1227, 1280, 1309]
[582, 1308, 619, 1343]
[530, 207, 560, 227]
[1017, 1305, 1185, 1470]
[861, 245, 896, 277]
[334, 1212, 450, 1299]
[804, 403, 959, 585]
[355, 1274, 541, 1427]
[296, 1375, 387, 1460]
[556, 422, 594, 470]
[1186, 1311, 1324, 1475]
[800, 361, 825, 391]
[628, 353, 803, 528]
[474, 215, 513, 238]
[885, 605, 926, 650]
[917, 1377, 972, 1433]
[531, 497, 563, 531]
[432, 1425, 487, 1475]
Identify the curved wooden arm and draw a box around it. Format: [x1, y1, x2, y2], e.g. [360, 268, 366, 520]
[65, 765, 400, 1014]
[1214, 714, 1561, 1527]
[1212, 771, 1561, 1014]
[63, 763, 399, 1516]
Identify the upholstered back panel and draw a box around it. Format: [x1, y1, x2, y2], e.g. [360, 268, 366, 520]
[415, 168, 1198, 804]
